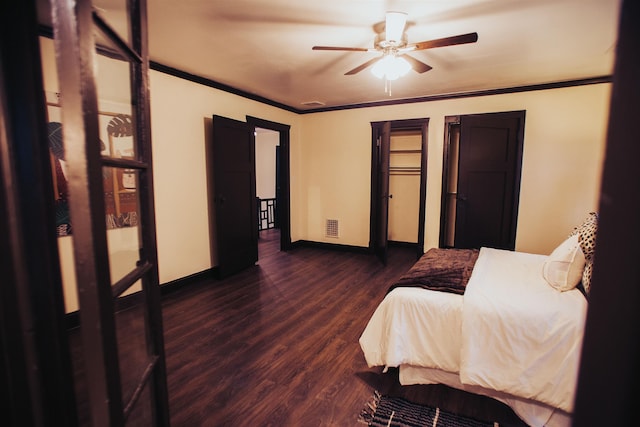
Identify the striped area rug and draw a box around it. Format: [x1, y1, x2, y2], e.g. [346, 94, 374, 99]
[359, 391, 499, 427]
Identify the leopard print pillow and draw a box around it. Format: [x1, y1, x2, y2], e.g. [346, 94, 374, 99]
[582, 260, 594, 296]
[577, 212, 598, 260]
[569, 212, 598, 294]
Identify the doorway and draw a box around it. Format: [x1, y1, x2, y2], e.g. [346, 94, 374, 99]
[388, 129, 423, 245]
[370, 118, 429, 263]
[255, 127, 280, 259]
[247, 116, 291, 252]
[255, 127, 279, 232]
[208, 116, 291, 278]
[440, 111, 525, 250]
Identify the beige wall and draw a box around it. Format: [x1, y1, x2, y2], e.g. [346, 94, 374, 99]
[40, 37, 611, 313]
[41, 37, 302, 312]
[149, 72, 301, 284]
[300, 84, 610, 254]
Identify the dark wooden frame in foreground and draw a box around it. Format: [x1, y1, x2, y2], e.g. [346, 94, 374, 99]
[573, 1, 640, 425]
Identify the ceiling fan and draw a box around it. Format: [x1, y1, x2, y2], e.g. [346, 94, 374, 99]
[312, 11, 478, 79]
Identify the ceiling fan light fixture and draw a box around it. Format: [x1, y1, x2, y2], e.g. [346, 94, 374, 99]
[385, 11, 407, 43]
[371, 55, 411, 80]
[312, 11, 478, 88]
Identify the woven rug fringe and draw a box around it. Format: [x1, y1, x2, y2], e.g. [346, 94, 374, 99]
[357, 390, 382, 425]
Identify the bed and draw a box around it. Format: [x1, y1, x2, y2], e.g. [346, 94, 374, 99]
[359, 214, 597, 427]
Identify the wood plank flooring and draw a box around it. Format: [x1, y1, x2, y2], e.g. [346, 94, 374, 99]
[68, 229, 528, 426]
[161, 229, 527, 426]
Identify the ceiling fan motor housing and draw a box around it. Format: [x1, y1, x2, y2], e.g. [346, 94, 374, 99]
[375, 32, 408, 50]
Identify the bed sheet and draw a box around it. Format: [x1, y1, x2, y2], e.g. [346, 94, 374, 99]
[399, 364, 572, 427]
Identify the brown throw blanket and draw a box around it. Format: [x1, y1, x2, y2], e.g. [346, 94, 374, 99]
[387, 248, 479, 295]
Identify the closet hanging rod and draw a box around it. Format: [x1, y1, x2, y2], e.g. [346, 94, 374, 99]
[390, 149, 422, 154]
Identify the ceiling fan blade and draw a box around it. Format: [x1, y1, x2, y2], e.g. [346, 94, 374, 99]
[409, 32, 478, 51]
[345, 57, 382, 75]
[400, 54, 433, 74]
[312, 45, 372, 52]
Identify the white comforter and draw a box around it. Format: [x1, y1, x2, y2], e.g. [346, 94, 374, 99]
[460, 247, 587, 412]
[359, 247, 588, 413]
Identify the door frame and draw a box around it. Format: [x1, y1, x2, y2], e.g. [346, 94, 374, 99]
[370, 118, 429, 260]
[246, 116, 292, 251]
[1, 1, 77, 424]
[372, 121, 391, 264]
[439, 116, 461, 248]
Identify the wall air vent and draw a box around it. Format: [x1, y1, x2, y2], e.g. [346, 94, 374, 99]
[325, 219, 339, 238]
[301, 100, 326, 107]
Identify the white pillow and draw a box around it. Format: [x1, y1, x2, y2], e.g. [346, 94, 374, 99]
[543, 234, 586, 291]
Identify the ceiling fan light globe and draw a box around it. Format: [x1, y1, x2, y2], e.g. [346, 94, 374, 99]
[371, 61, 385, 79]
[394, 56, 411, 76]
[371, 55, 411, 80]
[386, 70, 401, 81]
[371, 55, 392, 78]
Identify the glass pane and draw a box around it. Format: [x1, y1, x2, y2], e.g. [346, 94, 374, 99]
[94, 0, 131, 46]
[126, 380, 153, 426]
[113, 297, 151, 421]
[104, 166, 141, 285]
[67, 327, 91, 426]
[94, 28, 138, 161]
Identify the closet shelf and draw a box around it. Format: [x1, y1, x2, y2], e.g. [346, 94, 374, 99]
[390, 166, 421, 175]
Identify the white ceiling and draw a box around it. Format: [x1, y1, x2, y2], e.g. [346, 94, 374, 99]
[42, 0, 622, 112]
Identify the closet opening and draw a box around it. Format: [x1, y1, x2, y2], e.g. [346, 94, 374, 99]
[370, 118, 428, 264]
[388, 129, 423, 247]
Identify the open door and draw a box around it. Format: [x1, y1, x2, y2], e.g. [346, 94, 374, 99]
[211, 115, 258, 277]
[372, 122, 391, 264]
[371, 119, 428, 262]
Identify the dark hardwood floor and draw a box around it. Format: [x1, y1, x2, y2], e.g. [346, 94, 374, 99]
[69, 229, 528, 426]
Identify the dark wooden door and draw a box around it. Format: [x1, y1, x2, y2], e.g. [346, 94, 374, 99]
[374, 121, 392, 264]
[454, 111, 524, 250]
[212, 115, 258, 277]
